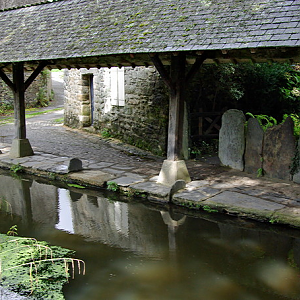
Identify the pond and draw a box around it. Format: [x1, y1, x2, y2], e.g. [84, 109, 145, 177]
[1, 170, 300, 300]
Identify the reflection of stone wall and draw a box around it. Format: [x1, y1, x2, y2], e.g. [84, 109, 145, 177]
[0, 175, 29, 219]
[219, 110, 297, 182]
[30, 181, 58, 226]
[69, 194, 168, 257]
[0, 174, 58, 227]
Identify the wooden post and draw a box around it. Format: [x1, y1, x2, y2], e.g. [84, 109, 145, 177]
[150, 52, 206, 185]
[167, 53, 186, 161]
[13, 62, 26, 139]
[9, 62, 34, 157]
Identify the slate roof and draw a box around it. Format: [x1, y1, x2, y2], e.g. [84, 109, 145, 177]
[0, 0, 299, 64]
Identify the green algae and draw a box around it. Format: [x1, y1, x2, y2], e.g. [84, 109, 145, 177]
[0, 234, 83, 300]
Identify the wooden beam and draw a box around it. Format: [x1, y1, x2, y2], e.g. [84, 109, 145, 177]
[185, 53, 207, 83]
[0, 68, 15, 91]
[150, 54, 174, 91]
[24, 62, 47, 91]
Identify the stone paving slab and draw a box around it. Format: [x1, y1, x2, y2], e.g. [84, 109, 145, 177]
[111, 175, 146, 187]
[68, 170, 115, 187]
[202, 191, 285, 219]
[130, 181, 171, 202]
[173, 187, 221, 203]
[272, 207, 300, 227]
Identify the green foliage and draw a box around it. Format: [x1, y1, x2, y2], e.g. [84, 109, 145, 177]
[6, 225, 18, 236]
[190, 140, 218, 159]
[190, 63, 300, 120]
[107, 181, 119, 192]
[67, 183, 86, 189]
[246, 112, 277, 131]
[257, 168, 265, 178]
[10, 163, 24, 174]
[0, 231, 85, 299]
[35, 87, 50, 107]
[282, 113, 300, 138]
[101, 128, 112, 138]
[0, 102, 13, 116]
[280, 69, 300, 106]
[202, 205, 218, 213]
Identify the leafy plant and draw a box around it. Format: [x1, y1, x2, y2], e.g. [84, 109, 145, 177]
[101, 128, 111, 138]
[67, 183, 86, 189]
[282, 113, 300, 138]
[107, 181, 119, 192]
[246, 112, 277, 131]
[10, 163, 24, 174]
[203, 205, 218, 213]
[257, 167, 265, 178]
[0, 231, 85, 299]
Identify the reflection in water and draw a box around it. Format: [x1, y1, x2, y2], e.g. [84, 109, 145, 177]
[56, 189, 74, 234]
[1, 171, 300, 300]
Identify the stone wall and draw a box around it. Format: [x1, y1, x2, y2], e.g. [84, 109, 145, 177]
[64, 67, 169, 156]
[0, 70, 52, 108]
[219, 109, 299, 182]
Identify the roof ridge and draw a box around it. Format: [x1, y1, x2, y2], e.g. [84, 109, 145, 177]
[0, 0, 65, 12]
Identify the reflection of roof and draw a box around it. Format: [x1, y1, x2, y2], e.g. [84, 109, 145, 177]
[0, 0, 299, 64]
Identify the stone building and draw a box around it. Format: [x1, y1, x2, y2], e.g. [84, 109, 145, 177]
[64, 67, 169, 156]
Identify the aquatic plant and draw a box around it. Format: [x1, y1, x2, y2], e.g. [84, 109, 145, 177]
[0, 227, 85, 299]
[107, 181, 119, 192]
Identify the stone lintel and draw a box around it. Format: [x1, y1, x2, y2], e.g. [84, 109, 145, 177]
[9, 138, 34, 158]
[157, 159, 191, 186]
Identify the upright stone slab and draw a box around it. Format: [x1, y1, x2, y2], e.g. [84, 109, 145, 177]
[244, 118, 264, 174]
[68, 158, 83, 172]
[292, 137, 300, 184]
[263, 117, 295, 180]
[218, 109, 245, 171]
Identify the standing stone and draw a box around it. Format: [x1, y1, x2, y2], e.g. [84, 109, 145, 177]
[68, 158, 83, 172]
[219, 109, 245, 171]
[292, 138, 300, 184]
[244, 118, 264, 174]
[263, 117, 295, 180]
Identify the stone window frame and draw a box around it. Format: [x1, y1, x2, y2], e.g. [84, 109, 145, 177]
[79, 73, 93, 127]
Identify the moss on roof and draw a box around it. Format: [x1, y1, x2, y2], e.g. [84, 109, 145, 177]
[0, 0, 299, 63]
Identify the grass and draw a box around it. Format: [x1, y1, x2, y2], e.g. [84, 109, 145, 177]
[0, 107, 63, 125]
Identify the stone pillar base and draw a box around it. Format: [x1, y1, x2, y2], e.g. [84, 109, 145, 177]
[157, 160, 191, 186]
[10, 139, 34, 158]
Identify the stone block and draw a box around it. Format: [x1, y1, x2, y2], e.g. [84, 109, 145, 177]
[263, 117, 295, 180]
[68, 158, 83, 172]
[157, 160, 191, 186]
[81, 104, 91, 116]
[244, 117, 264, 174]
[9, 139, 34, 158]
[293, 138, 300, 183]
[219, 109, 245, 171]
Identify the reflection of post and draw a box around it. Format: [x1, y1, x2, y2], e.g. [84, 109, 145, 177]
[160, 211, 186, 253]
[16, 179, 33, 228]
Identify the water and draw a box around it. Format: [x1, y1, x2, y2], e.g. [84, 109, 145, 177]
[1, 170, 300, 300]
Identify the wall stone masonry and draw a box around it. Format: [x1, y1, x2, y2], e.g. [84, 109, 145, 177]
[64, 67, 169, 156]
[0, 70, 52, 108]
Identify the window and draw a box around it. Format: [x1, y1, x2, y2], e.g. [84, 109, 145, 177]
[110, 67, 125, 107]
